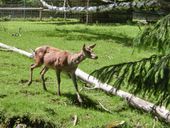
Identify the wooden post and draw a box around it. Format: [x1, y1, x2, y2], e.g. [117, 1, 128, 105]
[39, 8, 42, 20]
[23, 0, 26, 19]
[86, 0, 89, 24]
[63, 0, 67, 20]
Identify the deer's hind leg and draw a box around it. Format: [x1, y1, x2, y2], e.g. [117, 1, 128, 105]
[70, 72, 83, 103]
[56, 70, 61, 96]
[40, 66, 49, 91]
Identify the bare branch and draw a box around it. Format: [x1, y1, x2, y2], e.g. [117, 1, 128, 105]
[98, 101, 114, 114]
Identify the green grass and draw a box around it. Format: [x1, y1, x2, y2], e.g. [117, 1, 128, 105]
[0, 20, 169, 127]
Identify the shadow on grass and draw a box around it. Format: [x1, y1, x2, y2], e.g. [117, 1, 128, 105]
[37, 20, 138, 26]
[47, 90, 108, 113]
[3, 115, 56, 128]
[46, 28, 133, 47]
[38, 21, 82, 26]
[63, 93, 108, 112]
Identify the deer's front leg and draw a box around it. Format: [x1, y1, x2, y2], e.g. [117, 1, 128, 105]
[28, 63, 39, 86]
[70, 72, 83, 103]
[40, 65, 46, 75]
[56, 70, 61, 96]
[40, 66, 49, 91]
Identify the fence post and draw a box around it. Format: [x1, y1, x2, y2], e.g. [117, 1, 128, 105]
[39, 8, 43, 20]
[86, 0, 89, 24]
[63, 0, 67, 20]
[23, 0, 26, 19]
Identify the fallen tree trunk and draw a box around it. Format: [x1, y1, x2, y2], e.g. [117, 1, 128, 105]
[76, 69, 170, 123]
[0, 42, 170, 123]
[40, 0, 159, 13]
[0, 43, 32, 58]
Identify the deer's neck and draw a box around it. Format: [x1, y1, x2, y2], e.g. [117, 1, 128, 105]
[69, 51, 86, 65]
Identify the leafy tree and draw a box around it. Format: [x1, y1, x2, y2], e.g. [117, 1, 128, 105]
[91, 14, 170, 106]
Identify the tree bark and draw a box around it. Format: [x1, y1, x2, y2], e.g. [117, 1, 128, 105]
[75, 69, 170, 123]
[0, 42, 170, 123]
[0, 43, 32, 58]
[40, 0, 159, 13]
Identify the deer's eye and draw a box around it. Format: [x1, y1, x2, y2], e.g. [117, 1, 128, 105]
[85, 50, 91, 55]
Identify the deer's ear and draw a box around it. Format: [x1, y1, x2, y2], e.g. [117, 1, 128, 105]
[82, 44, 86, 50]
[89, 44, 96, 49]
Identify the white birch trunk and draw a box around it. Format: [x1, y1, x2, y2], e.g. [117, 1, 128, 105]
[0, 42, 170, 123]
[0, 43, 32, 58]
[40, 0, 158, 13]
[75, 69, 170, 123]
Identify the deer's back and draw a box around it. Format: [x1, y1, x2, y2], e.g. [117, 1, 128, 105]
[34, 46, 61, 62]
[34, 46, 77, 72]
[43, 50, 76, 71]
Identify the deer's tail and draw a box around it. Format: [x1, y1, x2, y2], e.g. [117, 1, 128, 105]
[30, 49, 35, 58]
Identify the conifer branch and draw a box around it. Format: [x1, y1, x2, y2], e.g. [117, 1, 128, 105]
[134, 14, 170, 54]
[91, 14, 170, 105]
[91, 54, 170, 105]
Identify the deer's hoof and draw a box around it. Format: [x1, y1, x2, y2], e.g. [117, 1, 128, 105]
[43, 84, 47, 91]
[27, 81, 32, 86]
[43, 88, 47, 91]
[77, 95, 83, 103]
[43, 86, 47, 91]
[78, 98, 83, 103]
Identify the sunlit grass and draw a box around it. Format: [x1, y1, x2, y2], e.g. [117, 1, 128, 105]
[0, 20, 168, 127]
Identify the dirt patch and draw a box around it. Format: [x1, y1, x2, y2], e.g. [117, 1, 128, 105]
[19, 79, 29, 84]
[2, 116, 56, 128]
[19, 79, 41, 84]
[0, 62, 16, 67]
[0, 94, 7, 99]
[19, 90, 41, 96]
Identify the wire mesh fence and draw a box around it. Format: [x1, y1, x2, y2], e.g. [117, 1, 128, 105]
[0, 0, 166, 23]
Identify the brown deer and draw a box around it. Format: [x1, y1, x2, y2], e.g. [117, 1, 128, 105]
[28, 44, 98, 103]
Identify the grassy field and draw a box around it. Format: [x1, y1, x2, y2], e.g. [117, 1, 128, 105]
[0, 20, 169, 127]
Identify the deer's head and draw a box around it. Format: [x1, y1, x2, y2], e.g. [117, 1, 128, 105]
[82, 44, 98, 59]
